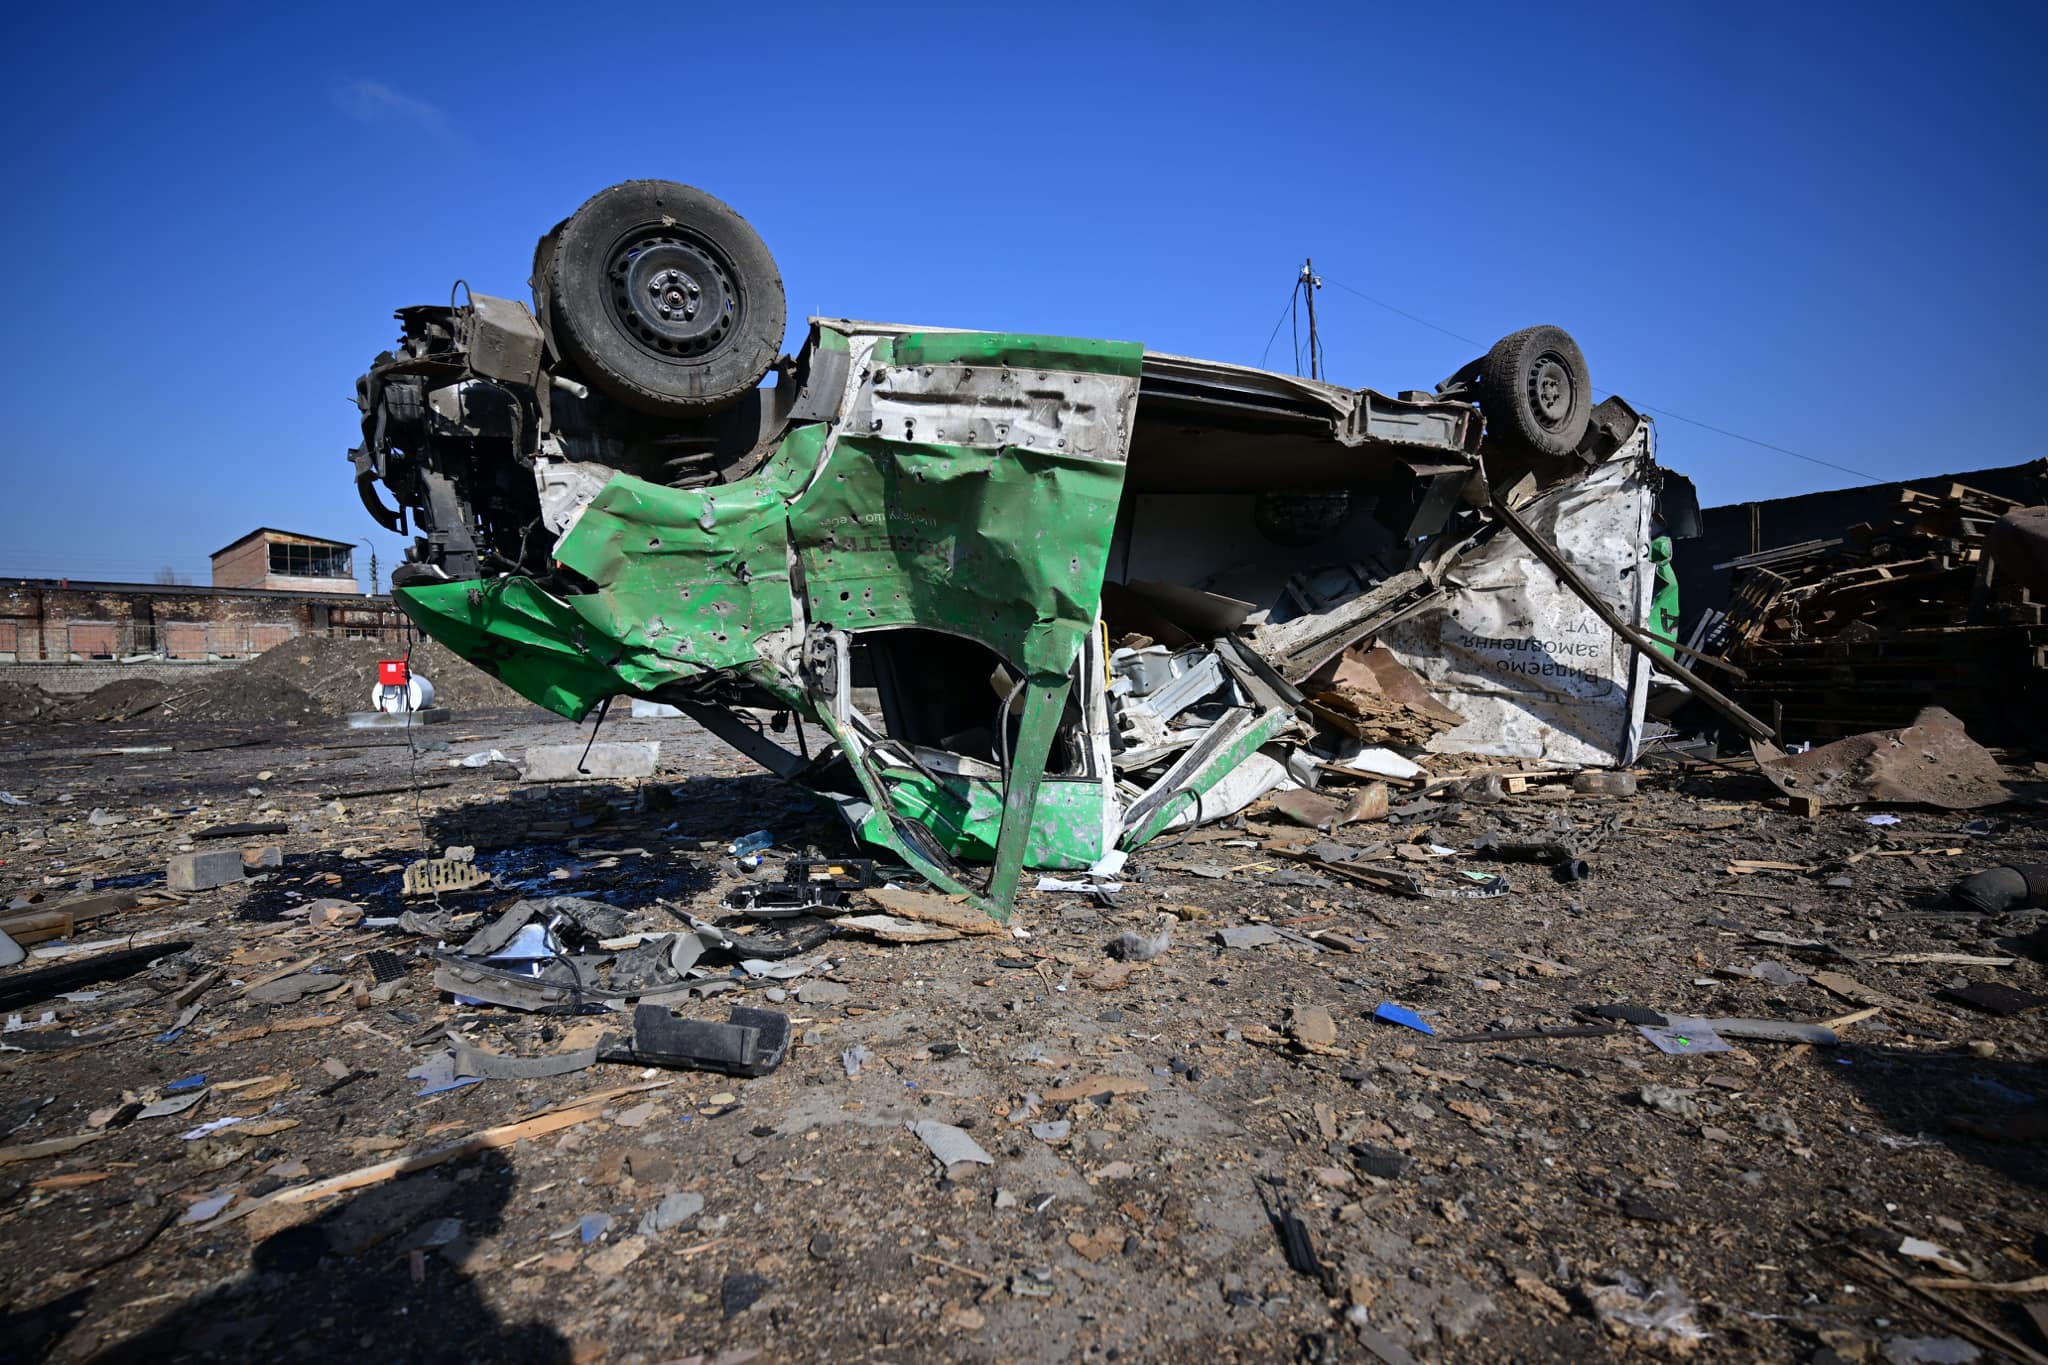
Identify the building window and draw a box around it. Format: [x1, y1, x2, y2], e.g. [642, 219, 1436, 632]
[269, 543, 353, 579]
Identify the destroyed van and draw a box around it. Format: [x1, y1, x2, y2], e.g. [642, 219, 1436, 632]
[350, 180, 1704, 914]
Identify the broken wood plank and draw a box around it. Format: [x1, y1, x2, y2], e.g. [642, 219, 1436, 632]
[0, 890, 148, 946]
[1907, 1272, 2048, 1295]
[0, 1131, 106, 1167]
[215, 1080, 674, 1224]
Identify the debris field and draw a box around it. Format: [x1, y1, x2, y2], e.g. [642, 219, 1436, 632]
[1, 682, 2045, 1364]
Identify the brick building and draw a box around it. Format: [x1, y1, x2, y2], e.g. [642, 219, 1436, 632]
[0, 580, 412, 662]
[210, 528, 360, 593]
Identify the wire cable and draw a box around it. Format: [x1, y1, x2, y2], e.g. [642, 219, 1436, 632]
[1257, 284, 1299, 370]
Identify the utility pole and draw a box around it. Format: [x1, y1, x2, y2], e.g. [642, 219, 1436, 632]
[1299, 258, 1323, 381]
[358, 539, 380, 596]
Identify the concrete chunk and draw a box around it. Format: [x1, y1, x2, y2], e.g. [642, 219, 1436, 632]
[242, 845, 283, 869]
[168, 849, 245, 892]
[520, 741, 660, 782]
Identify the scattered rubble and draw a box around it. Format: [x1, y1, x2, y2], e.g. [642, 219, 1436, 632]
[0, 312, 2044, 1362]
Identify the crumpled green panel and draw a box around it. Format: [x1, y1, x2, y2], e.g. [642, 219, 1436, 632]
[551, 426, 825, 676]
[791, 437, 1126, 677]
[889, 331, 1141, 376]
[879, 769, 1108, 867]
[394, 577, 625, 720]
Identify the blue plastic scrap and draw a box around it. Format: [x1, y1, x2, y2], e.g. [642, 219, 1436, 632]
[165, 1074, 207, 1093]
[1373, 1002, 1434, 1035]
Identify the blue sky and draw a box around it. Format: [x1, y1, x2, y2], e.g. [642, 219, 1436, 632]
[2, 1, 2042, 589]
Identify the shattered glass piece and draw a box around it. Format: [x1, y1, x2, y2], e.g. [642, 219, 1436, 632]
[639, 1191, 704, 1236]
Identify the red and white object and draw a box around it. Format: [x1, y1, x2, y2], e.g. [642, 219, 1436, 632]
[371, 658, 436, 714]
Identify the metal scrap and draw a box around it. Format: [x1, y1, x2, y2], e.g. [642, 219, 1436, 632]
[1753, 707, 2010, 810]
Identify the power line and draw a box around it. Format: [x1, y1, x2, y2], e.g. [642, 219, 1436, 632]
[1258, 283, 1299, 370]
[1323, 277, 1488, 350]
[1290, 286, 1301, 375]
[1621, 405, 1881, 484]
[1317, 274, 1885, 485]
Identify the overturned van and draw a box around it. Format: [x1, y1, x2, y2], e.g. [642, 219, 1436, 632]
[350, 180, 1697, 914]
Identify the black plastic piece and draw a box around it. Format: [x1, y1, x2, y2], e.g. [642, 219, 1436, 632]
[0, 942, 193, 1010]
[609, 1004, 791, 1077]
[1583, 1003, 1665, 1025]
[1951, 863, 2048, 914]
[721, 859, 876, 916]
[786, 858, 875, 891]
[364, 950, 409, 984]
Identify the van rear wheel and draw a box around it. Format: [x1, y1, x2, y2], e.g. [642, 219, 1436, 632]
[1477, 325, 1591, 457]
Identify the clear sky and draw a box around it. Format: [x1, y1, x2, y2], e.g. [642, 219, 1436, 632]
[2, 1, 2042, 590]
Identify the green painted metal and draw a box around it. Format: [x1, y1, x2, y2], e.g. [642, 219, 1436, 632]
[889, 330, 1142, 376]
[395, 576, 627, 721]
[986, 674, 1074, 912]
[789, 437, 1126, 678]
[873, 770, 1109, 867]
[390, 329, 1147, 916]
[1648, 535, 1679, 659]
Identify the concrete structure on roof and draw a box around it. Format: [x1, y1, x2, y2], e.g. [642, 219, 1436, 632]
[211, 528, 360, 593]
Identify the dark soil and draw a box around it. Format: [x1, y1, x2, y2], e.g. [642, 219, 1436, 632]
[0, 637, 547, 734]
[0, 710, 2042, 1364]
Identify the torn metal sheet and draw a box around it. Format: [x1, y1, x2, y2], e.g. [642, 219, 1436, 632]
[1752, 706, 2009, 810]
[1381, 429, 1659, 765]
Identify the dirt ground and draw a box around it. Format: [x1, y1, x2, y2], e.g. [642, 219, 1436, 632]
[0, 691, 2044, 1364]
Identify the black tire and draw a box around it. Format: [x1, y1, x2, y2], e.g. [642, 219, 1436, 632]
[541, 180, 785, 417]
[1477, 325, 1591, 457]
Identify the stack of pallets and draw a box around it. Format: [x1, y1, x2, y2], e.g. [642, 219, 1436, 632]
[1708, 480, 2048, 741]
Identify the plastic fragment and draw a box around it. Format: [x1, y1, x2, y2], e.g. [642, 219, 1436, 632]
[1638, 1023, 1731, 1055]
[908, 1119, 993, 1168]
[408, 1050, 488, 1097]
[183, 1188, 238, 1224]
[181, 1116, 245, 1140]
[1373, 1002, 1434, 1035]
[1587, 1274, 1708, 1349]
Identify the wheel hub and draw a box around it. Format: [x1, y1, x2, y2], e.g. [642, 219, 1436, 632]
[1528, 355, 1575, 427]
[649, 268, 701, 322]
[608, 232, 738, 358]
